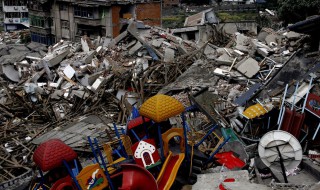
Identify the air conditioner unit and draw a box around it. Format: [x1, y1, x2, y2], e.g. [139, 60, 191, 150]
[22, 6, 26, 10]
[9, 18, 13, 22]
[14, 7, 18, 10]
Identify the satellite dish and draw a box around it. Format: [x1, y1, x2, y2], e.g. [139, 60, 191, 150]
[258, 130, 303, 172]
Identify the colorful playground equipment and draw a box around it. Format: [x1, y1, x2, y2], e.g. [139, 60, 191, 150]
[31, 94, 233, 190]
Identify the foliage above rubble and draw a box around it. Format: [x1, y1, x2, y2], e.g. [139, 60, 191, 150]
[277, 0, 320, 23]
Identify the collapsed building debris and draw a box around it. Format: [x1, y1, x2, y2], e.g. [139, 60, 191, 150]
[1, 11, 320, 190]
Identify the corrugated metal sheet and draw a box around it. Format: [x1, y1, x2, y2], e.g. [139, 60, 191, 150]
[32, 115, 113, 149]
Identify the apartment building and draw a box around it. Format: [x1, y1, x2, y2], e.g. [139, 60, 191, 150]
[2, 0, 29, 31]
[28, 0, 161, 45]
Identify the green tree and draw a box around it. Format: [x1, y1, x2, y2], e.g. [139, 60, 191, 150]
[277, 0, 320, 23]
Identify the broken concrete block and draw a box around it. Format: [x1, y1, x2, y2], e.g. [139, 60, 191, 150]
[222, 182, 271, 190]
[63, 65, 75, 79]
[257, 48, 269, 57]
[193, 170, 249, 189]
[81, 37, 90, 52]
[222, 24, 238, 35]
[164, 47, 175, 63]
[265, 34, 278, 46]
[88, 76, 106, 92]
[257, 31, 268, 42]
[235, 45, 249, 53]
[44, 48, 70, 67]
[129, 41, 142, 56]
[234, 50, 244, 56]
[204, 44, 216, 58]
[152, 39, 164, 48]
[79, 71, 103, 86]
[96, 46, 103, 54]
[236, 33, 251, 46]
[2, 64, 20, 82]
[214, 68, 230, 76]
[83, 50, 96, 64]
[71, 90, 89, 99]
[216, 53, 233, 65]
[251, 39, 272, 51]
[285, 31, 301, 40]
[0, 48, 9, 56]
[126, 40, 137, 49]
[235, 57, 260, 78]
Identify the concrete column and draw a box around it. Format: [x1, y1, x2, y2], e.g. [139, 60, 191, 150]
[68, 4, 75, 41]
[105, 7, 112, 38]
[53, 3, 62, 41]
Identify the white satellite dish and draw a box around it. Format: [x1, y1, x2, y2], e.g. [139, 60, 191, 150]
[258, 130, 303, 172]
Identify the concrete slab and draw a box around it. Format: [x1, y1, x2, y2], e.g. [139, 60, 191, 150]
[235, 57, 260, 78]
[204, 44, 215, 57]
[310, 183, 320, 190]
[216, 53, 233, 65]
[83, 50, 96, 64]
[257, 31, 268, 42]
[129, 41, 143, 55]
[192, 170, 249, 190]
[236, 33, 251, 46]
[222, 182, 271, 190]
[285, 31, 301, 40]
[81, 37, 90, 52]
[235, 45, 249, 53]
[152, 39, 164, 48]
[164, 47, 175, 63]
[257, 48, 269, 57]
[2, 64, 20, 82]
[265, 34, 278, 46]
[63, 65, 75, 79]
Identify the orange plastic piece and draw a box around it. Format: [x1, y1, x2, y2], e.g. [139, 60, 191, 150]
[157, 151, 185, 190]
[139, 94, 184, 123]
[76, 163, 109, 190]
[103, 135, 132, 163]
[162, 128, 185, 157]
[103, 135, 132, 174]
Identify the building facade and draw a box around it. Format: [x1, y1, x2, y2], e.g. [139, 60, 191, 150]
[2, 0, 29, 31]
[28, 0, 161, 45]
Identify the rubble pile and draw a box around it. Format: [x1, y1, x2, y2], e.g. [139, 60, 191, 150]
[1, 15, 320, 189]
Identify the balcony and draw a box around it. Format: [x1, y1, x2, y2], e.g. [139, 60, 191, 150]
[29, 9, 51, 17]
[3, 6, 28, 12]
[74, 17, 104, 26]
[30, 26, 52, 35]
[4, 17, 28, 24]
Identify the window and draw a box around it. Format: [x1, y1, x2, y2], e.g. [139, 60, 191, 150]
[31, 32, 54, 45]
[21, 12, 28, 18]
[30, 16, 53, 28]
[61, 20, 69, 29]
[74, 6, 94, 18]
[59, 4, 68, 11]
[5, 12, 20, 18]
[4, 0, 27, 6]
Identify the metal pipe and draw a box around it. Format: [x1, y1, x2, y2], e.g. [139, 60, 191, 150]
[94, 138, 115, 190]
[194, 124, 217, 148]
[277, 84, 288, 128]
[302, 76, 314, 113]
[291, 82, 299, 110]
[278, 107, 286, 130]
[312, 122, 320, 140]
